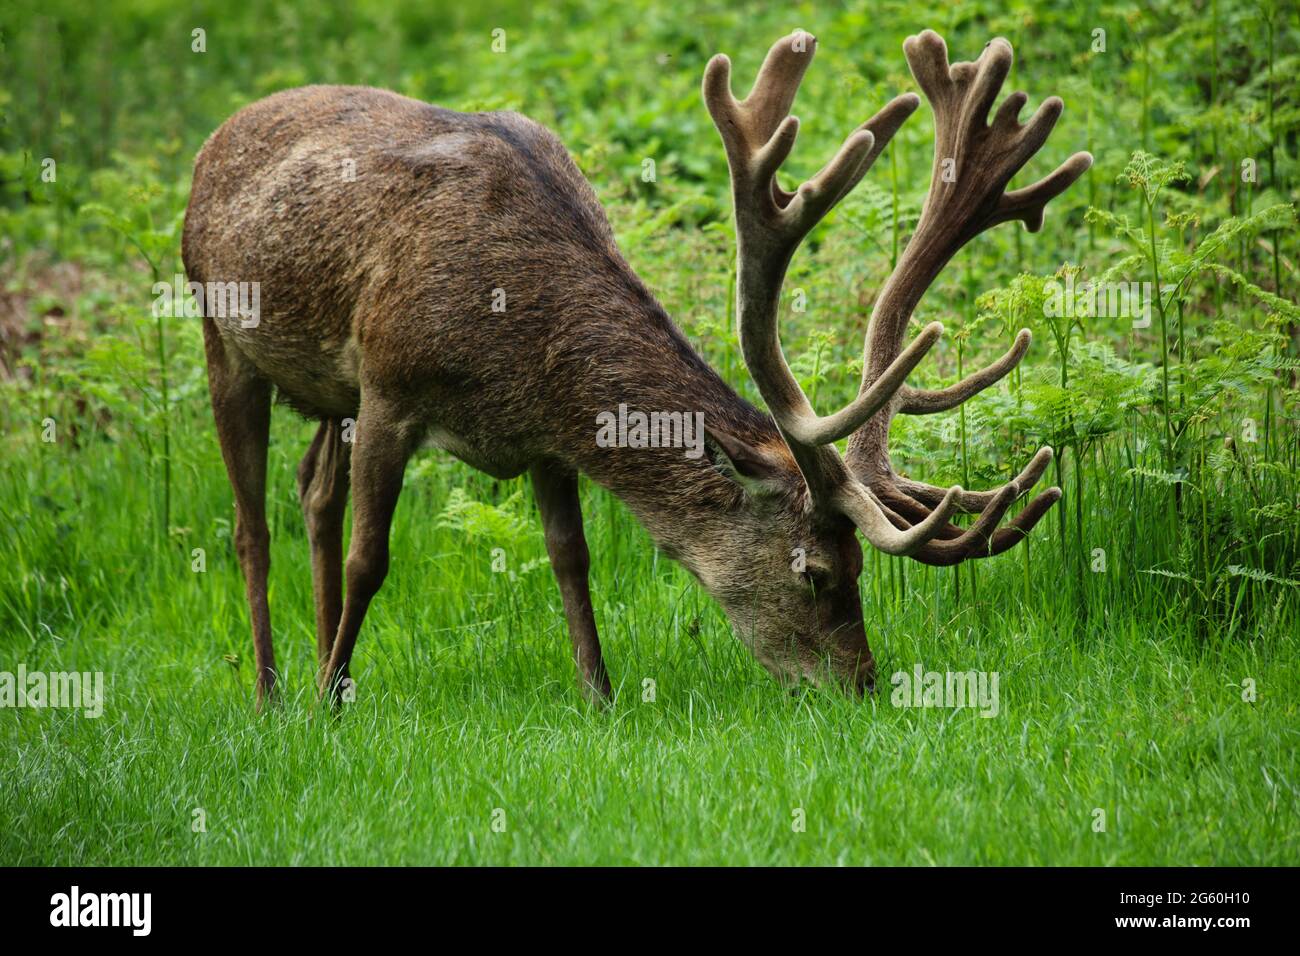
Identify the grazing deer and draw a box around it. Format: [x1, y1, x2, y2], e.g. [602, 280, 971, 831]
[182, 30, 1090, 707]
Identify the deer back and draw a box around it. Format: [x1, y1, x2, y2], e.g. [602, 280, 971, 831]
[183, 84, 676, 477]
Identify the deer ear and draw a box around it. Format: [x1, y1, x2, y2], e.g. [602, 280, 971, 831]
[704, 427, 790, 496]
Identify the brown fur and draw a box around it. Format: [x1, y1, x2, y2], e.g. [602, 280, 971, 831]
[184, 84, 869, 704]
[186, 29, 1087, 707]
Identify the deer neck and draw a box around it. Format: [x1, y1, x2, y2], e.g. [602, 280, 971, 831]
[555, 293, 775, 560]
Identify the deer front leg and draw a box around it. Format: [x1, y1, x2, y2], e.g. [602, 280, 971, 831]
[320, 393, 416, 706]
[530, 462, 612, 703]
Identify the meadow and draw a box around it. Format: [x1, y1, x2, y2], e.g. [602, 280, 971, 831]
[0, 0, 1297, 865]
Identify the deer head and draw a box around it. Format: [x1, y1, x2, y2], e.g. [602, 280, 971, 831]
[698, 30, 1092, 690]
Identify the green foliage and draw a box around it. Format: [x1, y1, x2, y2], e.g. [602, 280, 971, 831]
[0, 0, 1297, 864]
[436, 488, 536, 548]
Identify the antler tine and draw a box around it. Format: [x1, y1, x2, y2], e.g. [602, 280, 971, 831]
[703, 33, 880, 241]
[836, 473, 1030, 560]
[997, 150, 1095, 232]
[894, 446, 1055, 513]
[899, 328, 1032, 415]
[883, 480, 1020, 556]
[834, 480, 965, 557]
[841, 30, 1089, 565]
[877, 483, 1063, 566]
[705, 32, 941, 497]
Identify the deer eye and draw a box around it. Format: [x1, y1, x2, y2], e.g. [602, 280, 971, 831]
[802, 565, 833, 591]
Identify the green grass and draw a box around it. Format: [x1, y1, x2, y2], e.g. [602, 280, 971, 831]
[1, 406, 1295, 865]
[1, 0, 1298, 865]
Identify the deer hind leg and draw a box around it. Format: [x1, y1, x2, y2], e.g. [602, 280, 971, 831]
[203, 317, 276, 709]
[297, 419, 352, 675]
[530, 462, 612, 703]
[320, 391, 417, 706]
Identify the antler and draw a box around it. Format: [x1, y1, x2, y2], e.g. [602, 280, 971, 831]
[841, 30, 1092, 565]
[705, 30, 1089, 564]
[703, 31, 932, 499]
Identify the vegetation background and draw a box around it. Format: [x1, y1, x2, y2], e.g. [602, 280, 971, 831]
[1, 0, 1297, 864]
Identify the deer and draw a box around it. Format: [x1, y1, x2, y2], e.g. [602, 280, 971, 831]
[181, 29, 1091, 709]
